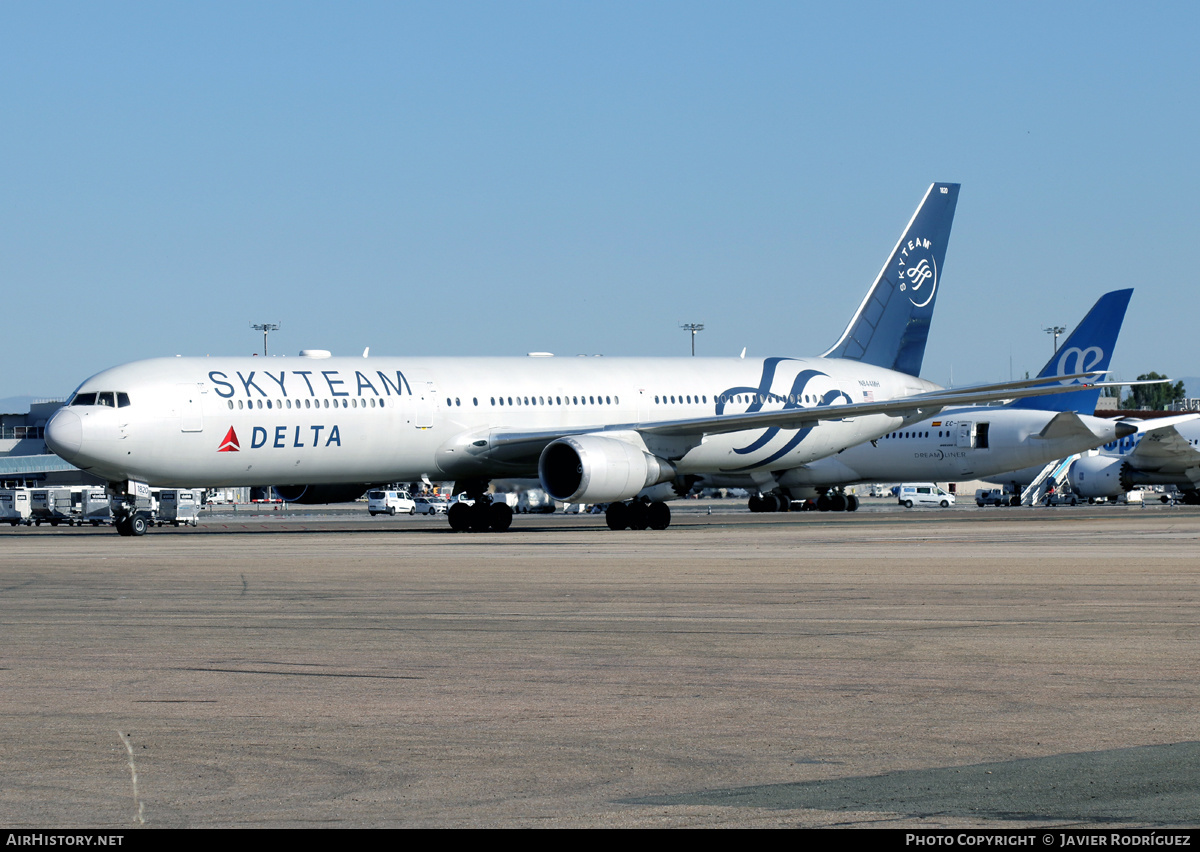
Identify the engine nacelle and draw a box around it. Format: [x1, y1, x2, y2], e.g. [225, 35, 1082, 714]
[1068, 456, 1127, 499]
[539, 434, 675, 504]
[273, 484, 373, 504]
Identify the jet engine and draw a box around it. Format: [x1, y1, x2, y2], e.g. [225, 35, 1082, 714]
[1068, 456, 1128, 499]
[272, 484, 374, 504]
[539, 435, 675, 504]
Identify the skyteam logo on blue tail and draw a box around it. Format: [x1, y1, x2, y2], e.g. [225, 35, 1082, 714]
[1056, 346, 1105, 385]
[897, 238, 938, 308]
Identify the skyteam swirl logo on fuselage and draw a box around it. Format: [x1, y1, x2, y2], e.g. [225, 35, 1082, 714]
[716, 358, 853, 471]
[896, 237, 938, 308]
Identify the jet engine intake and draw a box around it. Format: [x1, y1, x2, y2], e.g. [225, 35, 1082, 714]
[539, 435, 675, 504]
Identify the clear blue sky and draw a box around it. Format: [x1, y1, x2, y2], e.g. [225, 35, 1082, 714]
[3, 1, 1196, 401]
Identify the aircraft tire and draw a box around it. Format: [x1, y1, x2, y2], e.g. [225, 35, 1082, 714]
[115, 518, 132, 536]
[488, 502, 513, 532]
[830, 494, 848, 512]
[846, 495, 859, 512]
[131, 516, 148, 536]
[647, 501, 671, 530]
[468, 503, 491, 532]
[747, 495, 763, 513]
[627, 501, 649, 530]
[447, 501, 471, 532]
[817, 495, 832, 512]
[761, 494, 780, 513]
[605, 502, 629, 531]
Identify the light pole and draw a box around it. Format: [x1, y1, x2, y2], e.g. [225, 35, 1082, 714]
[251, 322, 280, 356]
[1043, 325, 1066, 355]
[680, 323, 704, 356]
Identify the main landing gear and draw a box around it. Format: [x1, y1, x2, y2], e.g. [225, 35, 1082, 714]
[604, 499, 671, 531]
[446, 479, 513, 533]
[814, 490, 858, 512]
[747, 493, 791, 512]
[447, 498, 514, 533]
[747, 489, 859, 513]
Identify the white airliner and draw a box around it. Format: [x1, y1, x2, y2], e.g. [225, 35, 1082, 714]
[992, 413, 1200, 504]
[44, 183, 1104, 536]
[739, 289, 1138, 511]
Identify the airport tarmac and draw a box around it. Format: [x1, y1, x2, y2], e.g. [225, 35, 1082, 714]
[1, 503, 1198, 828]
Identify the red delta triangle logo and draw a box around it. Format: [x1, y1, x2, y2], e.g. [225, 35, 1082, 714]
[218, 427, 240, 453]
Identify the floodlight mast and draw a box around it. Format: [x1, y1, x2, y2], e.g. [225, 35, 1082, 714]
[1043, 324, 1066, 356]
[251, 322, 280, 356]
[680, 323, 704, 356]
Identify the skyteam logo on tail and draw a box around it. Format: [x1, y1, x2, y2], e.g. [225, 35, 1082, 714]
[1056, 346, 1104, 385]
[896, 238, 938, 308]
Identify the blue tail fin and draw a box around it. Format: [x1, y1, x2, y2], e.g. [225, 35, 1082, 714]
[822, 182, 960, 377]
[1011, 288, 1133, 414]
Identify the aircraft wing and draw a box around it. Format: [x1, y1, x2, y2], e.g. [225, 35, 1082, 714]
[1124, 414, 1200, 474]
[1034, 410, 1105, 443]
[480, 372, 1106, 463]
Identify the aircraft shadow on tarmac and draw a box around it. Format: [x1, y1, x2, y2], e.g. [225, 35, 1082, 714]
[623, 741, 1200, 824]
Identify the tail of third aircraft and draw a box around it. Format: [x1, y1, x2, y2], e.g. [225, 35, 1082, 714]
[1010, 288, 1133, 414]
[822, 182, 960, 377]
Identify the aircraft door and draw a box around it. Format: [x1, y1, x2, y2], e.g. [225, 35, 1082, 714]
[411, 379, 437, 429]
[956, 422, 973, 449]
[177, 384, 204, 433]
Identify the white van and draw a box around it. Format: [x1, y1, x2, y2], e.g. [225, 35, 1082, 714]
[367, 490, 416, 516]
[898, 483, 955, 508]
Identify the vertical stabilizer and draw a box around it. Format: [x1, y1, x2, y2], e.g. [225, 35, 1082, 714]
[1011, 288, 1133, 414]
[822, 182, 960, 376]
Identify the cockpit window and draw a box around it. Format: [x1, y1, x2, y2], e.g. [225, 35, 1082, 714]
[68, 391, 130, 407]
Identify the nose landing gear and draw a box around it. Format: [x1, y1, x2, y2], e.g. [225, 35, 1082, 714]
[109, 480, 153, 537]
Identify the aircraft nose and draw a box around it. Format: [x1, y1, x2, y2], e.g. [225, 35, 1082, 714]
[45, 409, 83, 461]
